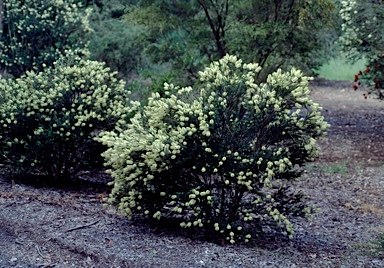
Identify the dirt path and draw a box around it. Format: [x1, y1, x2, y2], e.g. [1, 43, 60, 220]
[0, 80, 383, 268]
[310, 80, 384, 164]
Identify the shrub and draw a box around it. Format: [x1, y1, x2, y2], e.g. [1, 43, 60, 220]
[0, 52, 138, 181]
[353, 55, 384, 99]
[0, 0, 91, 78]
[97, 55, 329, 243]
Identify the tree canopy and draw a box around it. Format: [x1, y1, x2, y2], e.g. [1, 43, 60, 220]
[124, 0, 337, 84]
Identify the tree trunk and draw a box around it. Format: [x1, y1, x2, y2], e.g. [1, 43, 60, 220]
[0, 0, 3, 33]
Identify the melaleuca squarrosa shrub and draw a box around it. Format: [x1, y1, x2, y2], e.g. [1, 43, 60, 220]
[0, 0, 91, 78]
[97, 55, 329, 243]
[0, 53, 137, 181]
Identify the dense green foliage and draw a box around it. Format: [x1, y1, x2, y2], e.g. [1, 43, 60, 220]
[87, 0, 146, 78]
[98, 55, 329, 243]
[123, 0, 337, 85]
[339, 0, 384, 98]
[0, 0, 91, 78]
[0, 53, 137, 180]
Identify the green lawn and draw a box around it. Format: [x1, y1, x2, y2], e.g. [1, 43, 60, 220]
[317, 56, 367, 81]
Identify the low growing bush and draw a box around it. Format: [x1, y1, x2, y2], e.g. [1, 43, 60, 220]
[0, 52, 138, 181]
[98, 55, 329, 243]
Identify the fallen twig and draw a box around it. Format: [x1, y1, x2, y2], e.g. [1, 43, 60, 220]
[66, 220, 100, 232]
[4, 200, 33, 208]
[36, 244, 45, 258]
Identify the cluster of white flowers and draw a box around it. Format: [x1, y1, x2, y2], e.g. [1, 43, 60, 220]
[339, 0, 362, 58]
[0, 55, 136, 179]
[99, 55, 328, 243]
[0, 0, 91, 76]
[99, 85, 202, 217]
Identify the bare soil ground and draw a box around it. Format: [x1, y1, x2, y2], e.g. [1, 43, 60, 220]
[1, 80, 384, 268]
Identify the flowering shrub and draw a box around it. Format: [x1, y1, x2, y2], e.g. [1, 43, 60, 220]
[0, 0, 91, 78]
[339, 0, 384, 99]
[98, 55, 329, 243]
[0, 53, 137, 180]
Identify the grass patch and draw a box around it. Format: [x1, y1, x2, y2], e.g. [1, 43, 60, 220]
[344, 233, 384, 261]
[306, 161, 350, 176]
[317, 56, 367, 81]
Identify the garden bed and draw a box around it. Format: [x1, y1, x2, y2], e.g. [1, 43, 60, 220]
[0, 80, 383, 267]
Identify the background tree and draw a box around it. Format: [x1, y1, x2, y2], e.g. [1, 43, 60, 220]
[0, 0, 91, 78]
[87, 0, 146, 79]
[227, 0, 338, 78]
[123, 0, 337, 86]
[339, 0, 384, 98]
